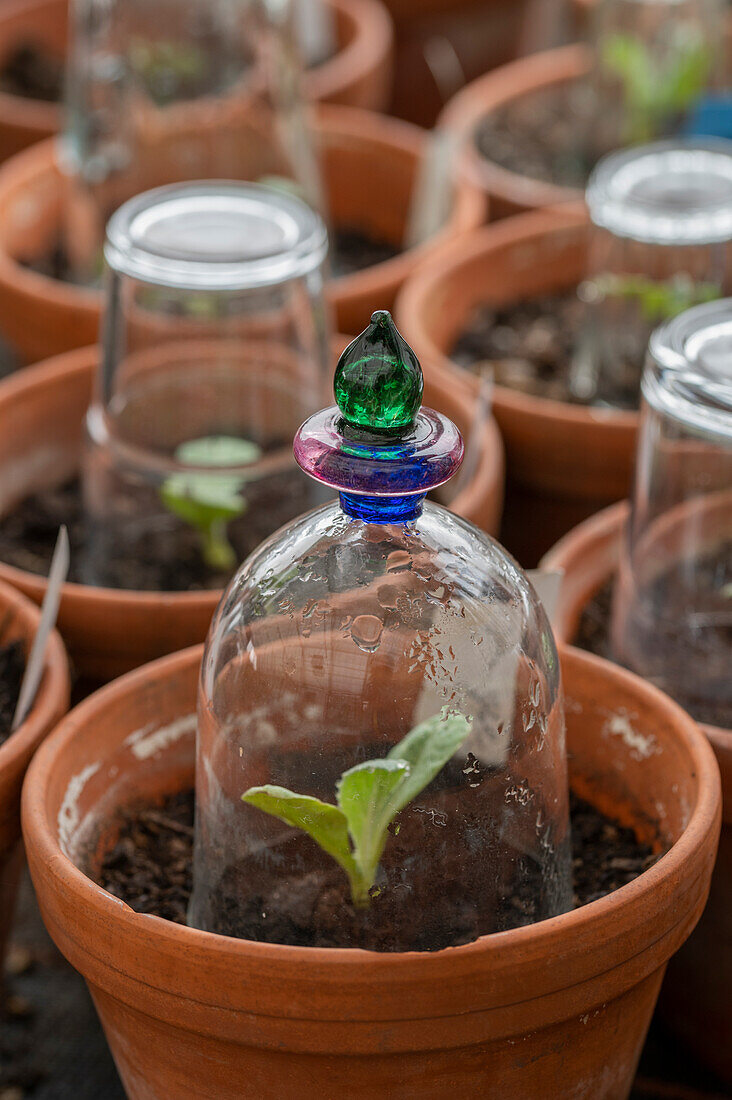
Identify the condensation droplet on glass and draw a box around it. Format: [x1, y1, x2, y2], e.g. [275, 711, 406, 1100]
[350, 614, 383, 652]
[523, 708, 537, 732]
[386, 550, 411, 572]
[377, 584, 399, 610]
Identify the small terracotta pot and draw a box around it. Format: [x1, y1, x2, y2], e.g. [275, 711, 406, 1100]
[0, 104, 484, 364]
[0, 578, 69, 974]
[23, 642, 720, 1098]
[383, 0, 530, 128]
[0, 0, 394, 160]
[542, 502, 732, 1083]
[395, 205, 637, 566]
[0, 340, 502, 681]
[438, 44, 590, 218]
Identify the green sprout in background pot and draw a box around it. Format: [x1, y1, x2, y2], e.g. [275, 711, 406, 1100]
[242, 711, 472, 908]
[160, 435, 262, 573]
[602, 29, 713, 144]
[586, 273, 719, 323]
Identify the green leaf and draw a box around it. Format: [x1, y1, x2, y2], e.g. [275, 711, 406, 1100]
[336, 759, 410, 900]
[241, 785, 359, 885]
[386, 710, 472, 811]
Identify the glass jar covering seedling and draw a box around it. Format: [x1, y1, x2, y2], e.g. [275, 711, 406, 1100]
[189, 311, 573, 952]
[81, 180, 331, 590]
[570, 140, 732, 408]
[60, 0, 322, 285]
[586, 0, 725, 157]
[612, 298, 732, 730]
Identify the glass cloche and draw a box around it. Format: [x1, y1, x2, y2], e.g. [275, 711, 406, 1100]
[190, 311, 572, 952]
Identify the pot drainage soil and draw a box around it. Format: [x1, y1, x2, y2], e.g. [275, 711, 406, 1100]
[0, 638, 24, 745]
[94, 788, 660, 945]
[575, 566, 731, 729]
[451, 291, 601, 406]
[473, 84, 596, 191]
[0, 472, 317, 592]
[0, 42, 64, 102]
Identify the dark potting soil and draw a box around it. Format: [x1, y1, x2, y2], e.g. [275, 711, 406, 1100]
[95, 788, 658, 948]
[474, 83, 597, 190]
[0, 639, 24, 744]
[0, 472, 313, 592]
[575, 570, 731, 729]
[451, 291, 596, 405]
[0, 42, 64, 103]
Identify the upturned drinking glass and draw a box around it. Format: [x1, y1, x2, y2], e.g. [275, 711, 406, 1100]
[80, 180, 331, 590]
[612, 298, 732, 729]
[571, 140, 732, 408]
[60, 0, 322, 284]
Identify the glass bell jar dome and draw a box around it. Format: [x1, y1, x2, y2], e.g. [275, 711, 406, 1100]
[190, 311, 572, 952]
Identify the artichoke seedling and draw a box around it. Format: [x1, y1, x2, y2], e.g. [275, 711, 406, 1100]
[242, 710, 472, 908]
[160, 435, 262, 572]
[602, 31, 712, 144]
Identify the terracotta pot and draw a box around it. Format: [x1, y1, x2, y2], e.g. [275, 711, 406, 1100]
[383, 0, 530, 128]
[0, 339, 502, 681]
[395, 205, 637, 566]
[438, 44, 590, 219]
[0, 0, 394, 160]
[0, 104, 484, 364]
[542, 502, 732, 1083]
[23, 642, 720, 1098]
[0, 577, 69, 974]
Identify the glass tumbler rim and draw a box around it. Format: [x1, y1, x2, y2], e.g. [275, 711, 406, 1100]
[586, 140, 732, 246]
[645, 297, 732, 440]
[104, 180, 328, 291]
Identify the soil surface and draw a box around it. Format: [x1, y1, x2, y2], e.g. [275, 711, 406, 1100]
[575, 568, 731, 729]
[0, 639, 24, 744]
[451, 291, 594, 404]
[0, 472, 315, 592]
[95, 787, 659, 948]
[0, 43, 64, 102]
[474, 83, 597, 190]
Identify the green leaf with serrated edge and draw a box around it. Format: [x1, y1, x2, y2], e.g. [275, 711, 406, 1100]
[336, 759, 410, 900]
[386, 711, 472, 812]
[241, 786, 359, 885]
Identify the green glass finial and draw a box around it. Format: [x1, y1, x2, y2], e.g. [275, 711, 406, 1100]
[334, 310, 423, 434]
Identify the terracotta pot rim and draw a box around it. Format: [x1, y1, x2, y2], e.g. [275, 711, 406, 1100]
[0, 0, 391, 136]
[304, 0, 394, 104]
[0, 106, 484, 323]
[23, 641, 720, 983]
[541, 500, 731, 750]
[438, 42, 591, 208]
[0, 578, 69, 781]
[396, 204, 639, 430]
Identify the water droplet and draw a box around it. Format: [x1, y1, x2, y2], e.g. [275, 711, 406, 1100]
[377, 584, 399, 609]
[350, 614, 383, 652]
[386, 550, 411, 572]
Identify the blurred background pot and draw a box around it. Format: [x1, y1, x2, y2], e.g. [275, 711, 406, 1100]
[0, 0, 394, 164]
[22, 642, 720, 1099]
[396, 205, 637, 566]
[0, 340, 502, 682]
[0, 578, 69, 976]
[438, 44, 590, 219]
[542, 502, 732, 1084]
[0, 105, 485, 364]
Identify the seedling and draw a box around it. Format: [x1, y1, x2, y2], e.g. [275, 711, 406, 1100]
[601, 31, 712, 143]
[590, 273, 719, 323]
[160, 435, 262, 572]
[242, 710, 472, 907]
[128, 38, 211, 106]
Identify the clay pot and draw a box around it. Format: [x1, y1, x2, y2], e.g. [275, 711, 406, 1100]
[383, 0, 531, 128]
[23, 642, 720, 1098]
[438, 44, 590, 218]
[395, 205, 637, 566]
[0, 0, 394, 161]
[0, 578, 69, 974]
[0, 104, 484, 364]
[542, 502, 732, 1083]
[0, 340, 502, 681]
